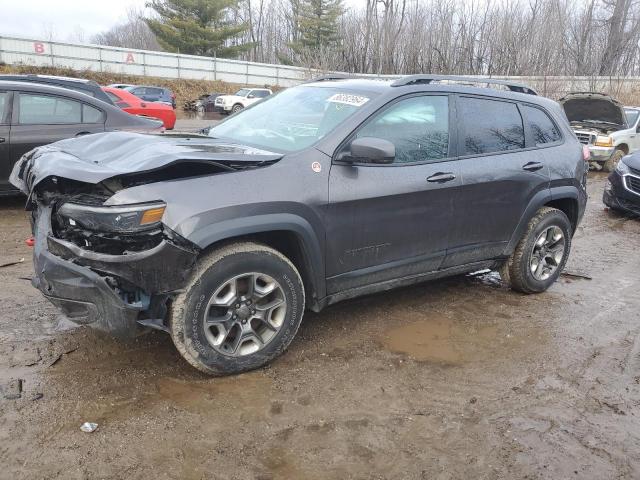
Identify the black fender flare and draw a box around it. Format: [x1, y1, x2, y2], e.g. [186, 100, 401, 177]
[504, 186, 580, 255]
[187, 213, 325, 300]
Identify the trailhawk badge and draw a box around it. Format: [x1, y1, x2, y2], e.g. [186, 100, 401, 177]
[312, 161, 322, 173]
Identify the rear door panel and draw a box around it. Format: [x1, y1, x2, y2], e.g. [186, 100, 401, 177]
[442, 95, 551, 268]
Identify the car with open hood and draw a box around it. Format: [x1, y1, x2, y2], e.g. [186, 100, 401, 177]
[11, 75, 588, 375]
[560, 92, 638, 171]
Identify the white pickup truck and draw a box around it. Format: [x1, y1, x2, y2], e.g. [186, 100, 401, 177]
[560, 92, 640, 172]
[214, 88, 273, 115]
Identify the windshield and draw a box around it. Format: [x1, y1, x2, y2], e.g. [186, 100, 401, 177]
[235, 89, 251, 97]
[625, 109, 640, 126]
[208, 86, 376, 152]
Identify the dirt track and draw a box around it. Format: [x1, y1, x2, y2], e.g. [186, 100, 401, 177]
[0, 174, 639, 480]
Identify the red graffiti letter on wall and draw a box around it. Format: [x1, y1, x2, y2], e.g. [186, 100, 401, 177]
[125, 53, 135, 64]
[34, 42, 45, 54]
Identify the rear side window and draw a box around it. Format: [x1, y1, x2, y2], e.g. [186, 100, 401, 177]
[459, 97, 524, 155]
[82, 104, 103, 123]
[147, 88, 162, 95]
[0, 92, 7, 123]
[252, 90, 270, 98]
[522, 105, 561, 145]
[18, 93, 81, 124]
[356, 95, 449, 163]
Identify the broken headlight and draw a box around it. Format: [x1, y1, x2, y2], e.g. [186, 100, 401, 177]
[58, 202, 166, 233]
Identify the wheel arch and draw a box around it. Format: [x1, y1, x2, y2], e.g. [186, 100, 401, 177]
[616, 143, 629, 155]
[505, 187, 580, 255]
[188, 214, 325, 309]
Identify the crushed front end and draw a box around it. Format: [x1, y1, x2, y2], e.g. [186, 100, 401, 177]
[15, 156, 200, 338]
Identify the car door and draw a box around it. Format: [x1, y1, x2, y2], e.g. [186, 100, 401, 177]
[441, 96, 552, 268]
[9, 92, 106, 172]
[326, 94, 460, 294]
[0, 90, 13, 193]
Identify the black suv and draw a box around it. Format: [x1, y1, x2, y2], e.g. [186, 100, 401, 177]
[11, 75, 588, 375]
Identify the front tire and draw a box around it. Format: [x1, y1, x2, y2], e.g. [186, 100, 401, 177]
[500, 207, 572, 294]
[169, 242, 305, 375]
[231, 104, 243, 114]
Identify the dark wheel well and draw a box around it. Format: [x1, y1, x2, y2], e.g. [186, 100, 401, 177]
[544, 198, 578, 233]
[617, 144, 629, 155]
[199, 231, 318, 309]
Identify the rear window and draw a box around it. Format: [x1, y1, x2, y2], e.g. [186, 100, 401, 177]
[0, 92, 7, 123]
[459, 97, 525, 155]
[18, 93, 81, 124]
[521, 105, 561, 145]
[82, 104, 103, 123]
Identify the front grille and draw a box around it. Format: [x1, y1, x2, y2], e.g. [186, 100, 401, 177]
[626, 175, 640, 195]
[629, 165, 640, 176]
[575, 132, 595, 145]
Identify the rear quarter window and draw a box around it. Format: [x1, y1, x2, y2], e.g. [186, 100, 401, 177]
[521, 105, 562, 145]
[459, 97, 525, 155]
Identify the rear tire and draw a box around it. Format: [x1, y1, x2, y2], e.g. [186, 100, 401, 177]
[169, 242, 305, 375]
[500, 207, 572, 294]
[603, 149, 625, 172]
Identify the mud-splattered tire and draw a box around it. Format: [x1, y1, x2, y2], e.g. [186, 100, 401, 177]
[603, 149, 625, 173]
[231, 104, 243, 114]
[500, 207, 572, 294]
[169, 242, 305, 375]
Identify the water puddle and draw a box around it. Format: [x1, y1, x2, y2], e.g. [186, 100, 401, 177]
[156, 373, 273, 416]
[381, 313, 501, 365]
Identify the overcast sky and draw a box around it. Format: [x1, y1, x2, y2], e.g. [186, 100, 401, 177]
[0, 0, 364, 43]
[0, 0, 151, 42]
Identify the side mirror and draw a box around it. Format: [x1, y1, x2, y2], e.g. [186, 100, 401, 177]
[348, 137, 395, 164]
[247, 94, 255, 99]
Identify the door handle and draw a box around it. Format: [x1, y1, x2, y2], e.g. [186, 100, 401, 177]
[0, 137, 5, 143]
[427, 172, 456, 183]
[523, 161, 544, 172]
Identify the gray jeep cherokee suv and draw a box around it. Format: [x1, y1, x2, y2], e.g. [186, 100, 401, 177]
[11, 75, 588, 375]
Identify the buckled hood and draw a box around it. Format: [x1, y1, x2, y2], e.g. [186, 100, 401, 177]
[10, 132, 282, 194]
[559, 92, 626, 127]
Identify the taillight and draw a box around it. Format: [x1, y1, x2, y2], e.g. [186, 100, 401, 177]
[582, 145, 591, 162]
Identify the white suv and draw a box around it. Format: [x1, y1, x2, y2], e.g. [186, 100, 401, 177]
[214, 88, 272, 114]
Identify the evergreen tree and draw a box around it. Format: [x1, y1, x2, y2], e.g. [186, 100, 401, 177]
[145, 0, 252, 57]
[292, 0, 343, 51]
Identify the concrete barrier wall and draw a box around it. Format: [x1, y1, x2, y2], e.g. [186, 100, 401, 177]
[3, 35, 640, 99]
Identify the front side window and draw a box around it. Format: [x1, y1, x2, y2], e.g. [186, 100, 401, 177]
[19, 93, 81, 124]
[209, 86, 378, 152]
[355, 95, 449, 163]
[459, 97, 524, 155]
[625, 109, 640, 127]
[521, 105, 561, 145]
[235, 89, 251, 97]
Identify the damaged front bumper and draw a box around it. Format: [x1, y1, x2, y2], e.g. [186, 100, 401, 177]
[32, 205, 199, 338]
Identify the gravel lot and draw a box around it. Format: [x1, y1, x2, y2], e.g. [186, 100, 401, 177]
[0, 174, 639, 479]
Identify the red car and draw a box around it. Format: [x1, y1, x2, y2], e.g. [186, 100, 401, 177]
[102, 87, 176, 130]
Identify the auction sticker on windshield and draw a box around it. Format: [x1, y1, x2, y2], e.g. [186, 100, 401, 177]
[327, 93, 370, 107]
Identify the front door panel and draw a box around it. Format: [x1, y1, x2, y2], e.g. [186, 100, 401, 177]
[325, 94, 456, 294]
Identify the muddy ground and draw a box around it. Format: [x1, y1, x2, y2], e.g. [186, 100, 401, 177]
[0, 174, 639, 479]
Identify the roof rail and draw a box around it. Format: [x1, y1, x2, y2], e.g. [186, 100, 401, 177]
[305, 73, 353, 83]
[390, 75, 538, 95]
